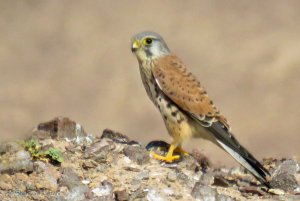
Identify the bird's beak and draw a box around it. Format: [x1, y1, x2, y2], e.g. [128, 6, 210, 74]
[131, 40, 140, 52]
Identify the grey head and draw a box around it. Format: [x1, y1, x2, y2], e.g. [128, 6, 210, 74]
[131, 31, 171, 61]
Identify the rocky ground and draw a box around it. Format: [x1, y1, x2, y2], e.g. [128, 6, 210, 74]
[0, 117, 299, 201]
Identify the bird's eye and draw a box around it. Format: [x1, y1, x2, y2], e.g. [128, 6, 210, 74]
[144, 38, 152, 45]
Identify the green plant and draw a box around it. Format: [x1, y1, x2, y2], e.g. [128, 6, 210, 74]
[25, 139, 64, 164]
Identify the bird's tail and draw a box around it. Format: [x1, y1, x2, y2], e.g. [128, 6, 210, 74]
[207, 122, 271, 188]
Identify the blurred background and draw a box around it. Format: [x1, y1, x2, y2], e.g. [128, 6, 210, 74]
[0, 0, 299, 166]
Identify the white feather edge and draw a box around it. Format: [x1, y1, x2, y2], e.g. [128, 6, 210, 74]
[216, 139, 264, 181]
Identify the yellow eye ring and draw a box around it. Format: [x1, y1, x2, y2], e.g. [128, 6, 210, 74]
[143, 38, 152, 45]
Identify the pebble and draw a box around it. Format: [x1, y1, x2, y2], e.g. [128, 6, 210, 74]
[136, 170, 150, 180]
[123, 145, 149, 165]
[67, 185, 89, 201]
[192, 182, 217, 200]
[146, 188, 167, 201]
[167, 171, 177, 182]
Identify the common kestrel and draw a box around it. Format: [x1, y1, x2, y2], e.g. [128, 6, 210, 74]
[131, 31, 270, 187]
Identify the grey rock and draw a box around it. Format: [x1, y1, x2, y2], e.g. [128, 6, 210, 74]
[270, 172, 298, 191]
[146, 188, 167, 201]
[129, 188, 147, 201]
[101, 129, 131, 143]
[216, 194, 234, 201]
[200, 172, 215, 186]
[35, 117, 87, 140]
[1, 150, 34, 173]
[59, 167, 81, 189]
[66, 185, 89, 201]
[92, 180, 114, 201]
[84, 139, 115, 159]
[123, 145, 149, 165]
[167, 171, 177, 182]
[192, 182, 217, 200]
[136, 170, 150, 180]
[0, 141, 23, 154]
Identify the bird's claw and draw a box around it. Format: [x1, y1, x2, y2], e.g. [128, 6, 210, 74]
[150, 151, 180, 163]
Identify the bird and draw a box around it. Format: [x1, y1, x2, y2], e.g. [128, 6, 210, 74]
[131, 31, 271, 187]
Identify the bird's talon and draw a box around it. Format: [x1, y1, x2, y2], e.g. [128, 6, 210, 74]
[150, 151, 180, 163]
[174, 147, 189, 156]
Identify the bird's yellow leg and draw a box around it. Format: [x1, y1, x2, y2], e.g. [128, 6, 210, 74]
[150, 144, 180, 163]
[174, 146, 189, 156]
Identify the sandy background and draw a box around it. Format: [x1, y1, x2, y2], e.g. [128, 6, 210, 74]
[1, 0, 299, 166]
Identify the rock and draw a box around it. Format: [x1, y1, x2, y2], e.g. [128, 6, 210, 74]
[146, 188, 167, 201]
[115, 190, 129, 201]
[199, 171, 214, 186]
[192, 182, 217, 200]
[66, 185, 89, 201]
[270, 159, 299, 191]
[0, 174, 12, 190]
[216, 194, 235, 201]
[82, 160, 97, 170]
[177, 155, 198, 171]
[136, 170, 150, 180]
[268, 188, 285, 195]
[0, 150, 34, 173]
[92, 180, 114, 200]
[84, 138, 116, 160]
[213, 175, 230, 187]
[34, 117, 87, 141]
[13, 173, 35, 192]
[270, 172, 298, 192]
[32, 164, 60, 191]
[129, 187, 147, 201]
[101, 129, 139, 146]
[0, 141, 23, 154]
[101, 129, 130, 143]
[123, 145, 149, 165]
[239, 186, 267, 196]
[167, 171, 177, 182]
[59, 167, 81, 189]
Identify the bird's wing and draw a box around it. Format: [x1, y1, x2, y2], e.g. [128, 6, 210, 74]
[152, 54, 229, 129]
[152, 54, 270, 187]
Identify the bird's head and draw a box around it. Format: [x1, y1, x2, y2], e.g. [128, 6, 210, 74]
[131, 31, 170, 61]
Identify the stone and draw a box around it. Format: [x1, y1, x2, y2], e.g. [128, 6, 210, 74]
[136, 170, 150, 180]
[167, 171, 177, 182]
[0, 174, 12, 190]
[92, 180, 114, 200]
[59, 167, 81, 189]
[270, 172, 298, 192]
[146, 188, 167, 201]
[213, 175, 230, 187]
[123, 145, 149, 165]
[1, 150, 34, 173]
[0, 141, 23, 154]
[192, 182, 217, 200]
[101, 129, 131, 143]
[216, 194, 235, 201]
[66, 185, 89, 201]
[34, 116, 87, 140]
[82, 160, 97, 170]
[32, 164, 60, 191]
[84, 138, 115, 159]
[270, 158, 299, 191]
[239, 186, 267, 196]
[115, 190, 129, 201]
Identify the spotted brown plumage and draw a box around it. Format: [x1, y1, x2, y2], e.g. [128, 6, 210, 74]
[153, 55, 230, 130]
[131, 31, 271, 188]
